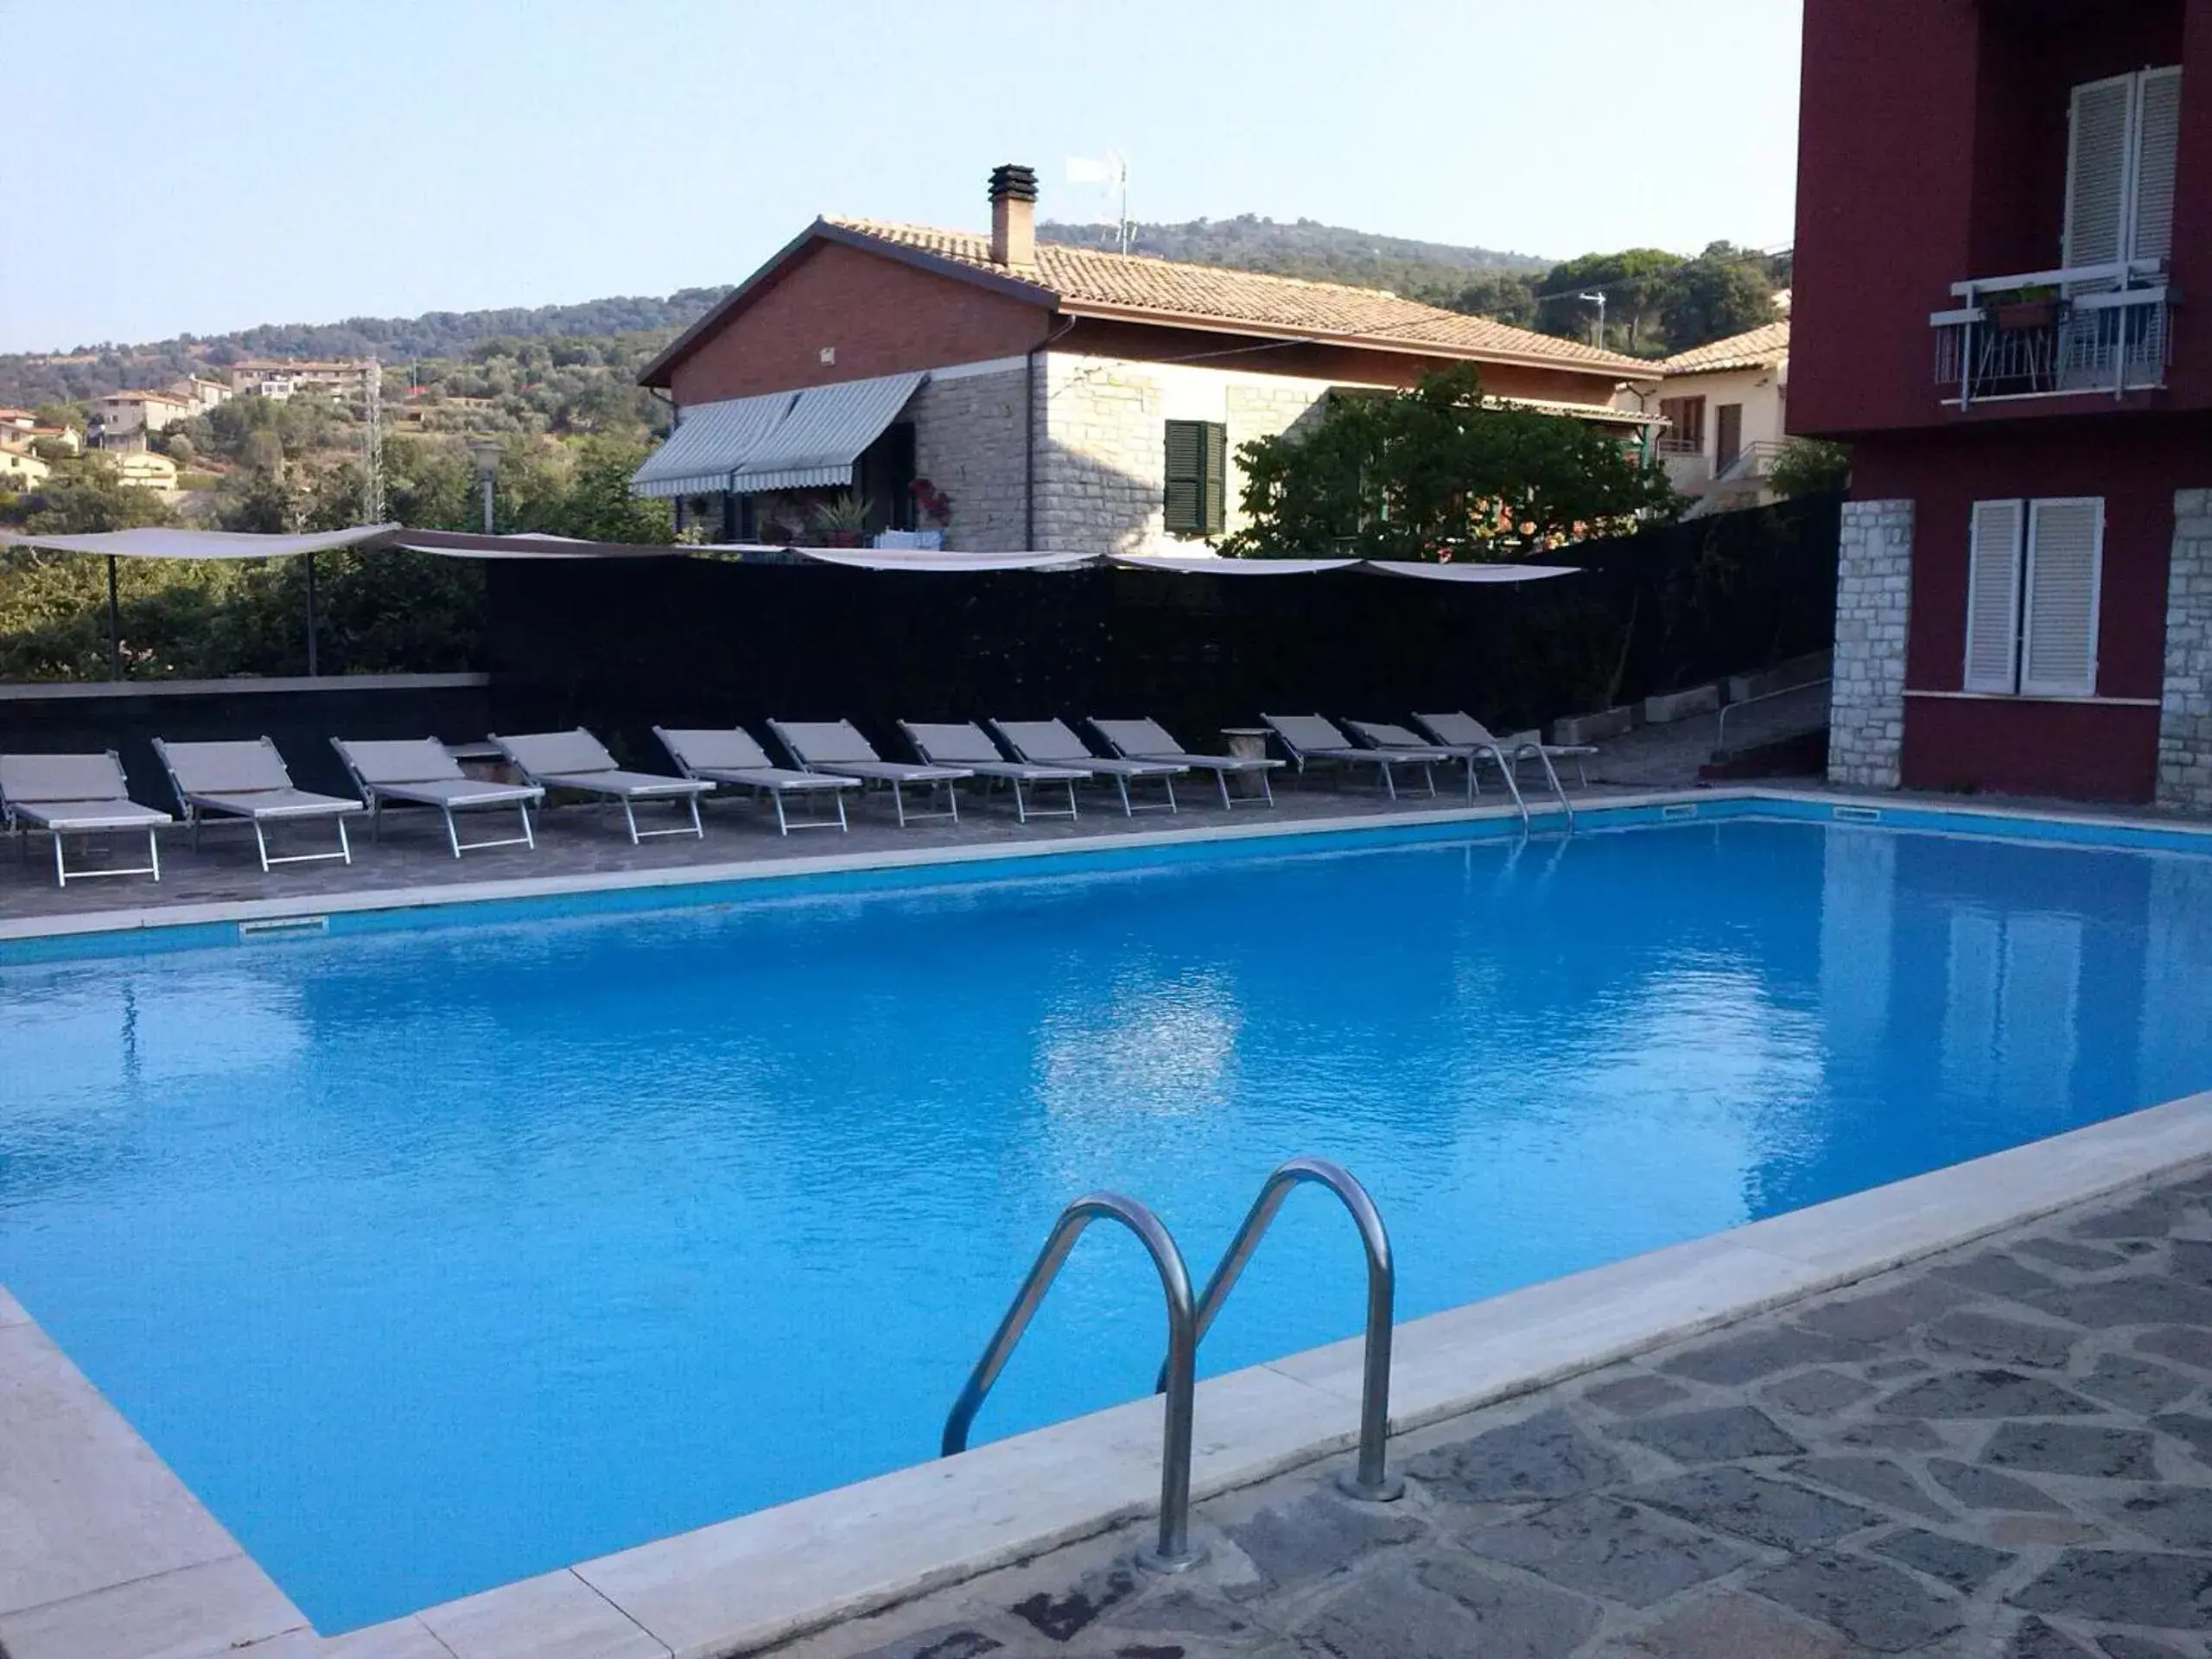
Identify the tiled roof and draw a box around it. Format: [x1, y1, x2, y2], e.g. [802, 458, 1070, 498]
[822, 217, 1653, 374]
[1656, 321, 1789, 376]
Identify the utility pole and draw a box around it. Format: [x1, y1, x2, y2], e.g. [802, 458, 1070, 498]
[361, 359, 385, 524]
[1579, 291, 1608, 349]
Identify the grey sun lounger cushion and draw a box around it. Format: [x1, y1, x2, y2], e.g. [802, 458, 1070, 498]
[332, 738, 543, 858]
[1085, 718, 1281, 809]
[900, 721, 1090, 823]
[654, 727, 856, 835]
[490, 728, 710, 843]
[766, 720, 970, 828]
[988, 719, 1185, 816]
[0, 752, 171, 887]
[152, 736, 363, 872]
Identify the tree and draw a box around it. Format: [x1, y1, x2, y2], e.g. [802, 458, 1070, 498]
[1222, 365, 1680, 562]
[1662, 245, 1778, 351]
[1438, 270, 1540, 327]
[19, 457, 176, 534]
[218, 469, 302, 532]
[1770, 439, 1850, 499]
[528, 439, 674, 543]
[1534, 249, 1683, 353]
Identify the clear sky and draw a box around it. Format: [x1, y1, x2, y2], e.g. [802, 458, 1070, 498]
[4, 0, 1802, 354]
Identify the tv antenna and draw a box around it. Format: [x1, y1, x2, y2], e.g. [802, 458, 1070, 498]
[1579, 290, 1607, 348]
[1068, 152, 1132, 254]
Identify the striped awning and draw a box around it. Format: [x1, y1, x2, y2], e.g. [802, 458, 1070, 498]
[630, 391, 797, 498]
[728, 371, 927, 494]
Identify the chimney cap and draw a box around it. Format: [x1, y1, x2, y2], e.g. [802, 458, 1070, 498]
[988, 162, 1039, 203]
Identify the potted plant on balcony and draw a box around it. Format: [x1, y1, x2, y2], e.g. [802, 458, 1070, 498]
[809, 491, 874, 548]
[1991, 283, 2061, 333]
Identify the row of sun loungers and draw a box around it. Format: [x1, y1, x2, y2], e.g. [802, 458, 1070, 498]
[0, 713, 1593, 887]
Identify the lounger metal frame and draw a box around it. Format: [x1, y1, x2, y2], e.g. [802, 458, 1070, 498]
[1261, 715, 1444, 802]
[766, 721, 969, 829]
[1086, 718, 1282, 810]
[988, 719, 1183, 817]
[899, 721, 1088, 824]
[653, 727, 857, 836]
[153, 736, 359, 872]
[0, 753, 167, 887]
[330, 740, 542, 859]
[491, 730, 710, 844]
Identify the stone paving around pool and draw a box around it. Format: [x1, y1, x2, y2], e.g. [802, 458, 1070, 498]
[777, 1167, 2212, 1659]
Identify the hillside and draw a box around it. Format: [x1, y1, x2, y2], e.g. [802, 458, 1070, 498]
[1037, 214, 1548, 299]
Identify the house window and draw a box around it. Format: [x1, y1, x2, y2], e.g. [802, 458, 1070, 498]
[2066, 67, 2183, 272]
[1163, 419, 1228, 537]
[1963, 497, 2104, 697]
[1657, 396, 1705, 455]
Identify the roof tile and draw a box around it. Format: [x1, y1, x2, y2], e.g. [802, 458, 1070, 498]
[1656, 320, 1789, 376]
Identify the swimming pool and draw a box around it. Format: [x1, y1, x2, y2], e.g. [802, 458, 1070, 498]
[3, 814, 2209, 1630]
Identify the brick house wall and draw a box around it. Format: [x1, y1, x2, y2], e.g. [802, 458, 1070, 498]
[667, 242, 1048, 406]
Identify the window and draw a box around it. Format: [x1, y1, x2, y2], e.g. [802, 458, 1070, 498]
[1657, 396, 1706, 454]
[1962, 497, 2104, 697]
[2066, 67, 2183, 274]
[1163, 419, 1227, 537]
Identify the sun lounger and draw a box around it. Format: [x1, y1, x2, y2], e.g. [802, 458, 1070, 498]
[1413, 712, 1592, 791]
[1086, 717, 1283, 810]
[331, 737, 543, 857]
[490, 728, 711, 842]
[1260, 715, 1448, 801]
[0, 752, 170, 887]
[988, 719, 1185, 816]
[766, 720, 971, 828]
[151, 736, 364, 871]
[899, 721, 1091, 823]
[655, 726, 858, 835]
[1343, 717, 1520, 811]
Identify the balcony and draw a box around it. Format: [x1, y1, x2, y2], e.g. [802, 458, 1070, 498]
[1929, 262, 2170, 408]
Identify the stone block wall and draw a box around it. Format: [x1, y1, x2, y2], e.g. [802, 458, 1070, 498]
[907, 365, 1033, 553]
[2158, 488, 2212, 813]
[1827, 498, 1915, 791]
[1035, 354, 1336, 555]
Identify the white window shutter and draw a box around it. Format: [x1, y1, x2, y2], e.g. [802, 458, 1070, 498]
[2133, 67, 2183, 264]
[2066, 74, 2135, 276]
[2020, 498, 2104, 697]
[1964, 499, 2025, 694]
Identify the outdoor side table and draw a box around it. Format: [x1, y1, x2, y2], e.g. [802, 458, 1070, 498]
[1220, 728, 1273, 799]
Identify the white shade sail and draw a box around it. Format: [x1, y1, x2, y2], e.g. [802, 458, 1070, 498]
[0, 524, 399, 558]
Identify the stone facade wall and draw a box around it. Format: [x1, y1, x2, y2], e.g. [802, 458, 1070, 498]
[2158, 488, 2212, 813]
[1034, 354, 1338, 555]
[906, 365, 1033, 553]
[1827, 498, 1915, 791]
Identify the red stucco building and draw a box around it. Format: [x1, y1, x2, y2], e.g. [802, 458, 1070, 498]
[1795, 0, 2211, 810]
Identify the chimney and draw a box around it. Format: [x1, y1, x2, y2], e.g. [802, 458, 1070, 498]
[988, 162, 1038, 270]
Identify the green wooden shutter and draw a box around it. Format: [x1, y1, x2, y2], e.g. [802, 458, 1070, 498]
[1201, 422, 1228, 535]
[1163, 420, 1204, 533]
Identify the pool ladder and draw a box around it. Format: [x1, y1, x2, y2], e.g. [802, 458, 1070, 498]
[1465, 740, 1574, 835]
[939, 1157, 1401, 1573]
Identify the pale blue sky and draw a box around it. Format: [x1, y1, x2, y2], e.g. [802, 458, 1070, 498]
[5, 1, 1802, 353]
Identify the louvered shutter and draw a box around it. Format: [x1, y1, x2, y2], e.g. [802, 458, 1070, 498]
[2066, 75, 2135, 279]
[1200, 422, 1228, 536]
[2133, 67, 2183, 264]
[2020, 498, 2103, 696]
[1964, 499, 2026, 694]
[1163, 420, 1204, 533]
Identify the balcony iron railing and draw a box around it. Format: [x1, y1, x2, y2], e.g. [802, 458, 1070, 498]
[1931, 261, 2171, 407]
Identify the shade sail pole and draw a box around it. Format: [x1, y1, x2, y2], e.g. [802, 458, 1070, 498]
[106, 554, 121, 680]
[304, 552, 319, 677]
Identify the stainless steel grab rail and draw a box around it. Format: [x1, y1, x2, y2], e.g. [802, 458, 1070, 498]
[1159, 1157, 1404, 1502]
[941, 1192, 1207, 1572]
[1714, 677, 1832, 753]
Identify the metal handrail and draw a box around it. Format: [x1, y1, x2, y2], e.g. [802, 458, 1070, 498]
[942, 1192, 1206, 1572]
[1159, 1158, 1404, 1502]
[1715, 677, 1833, 753]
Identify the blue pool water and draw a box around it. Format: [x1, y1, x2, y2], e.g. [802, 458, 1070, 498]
[3, 817, 2210, 1630]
